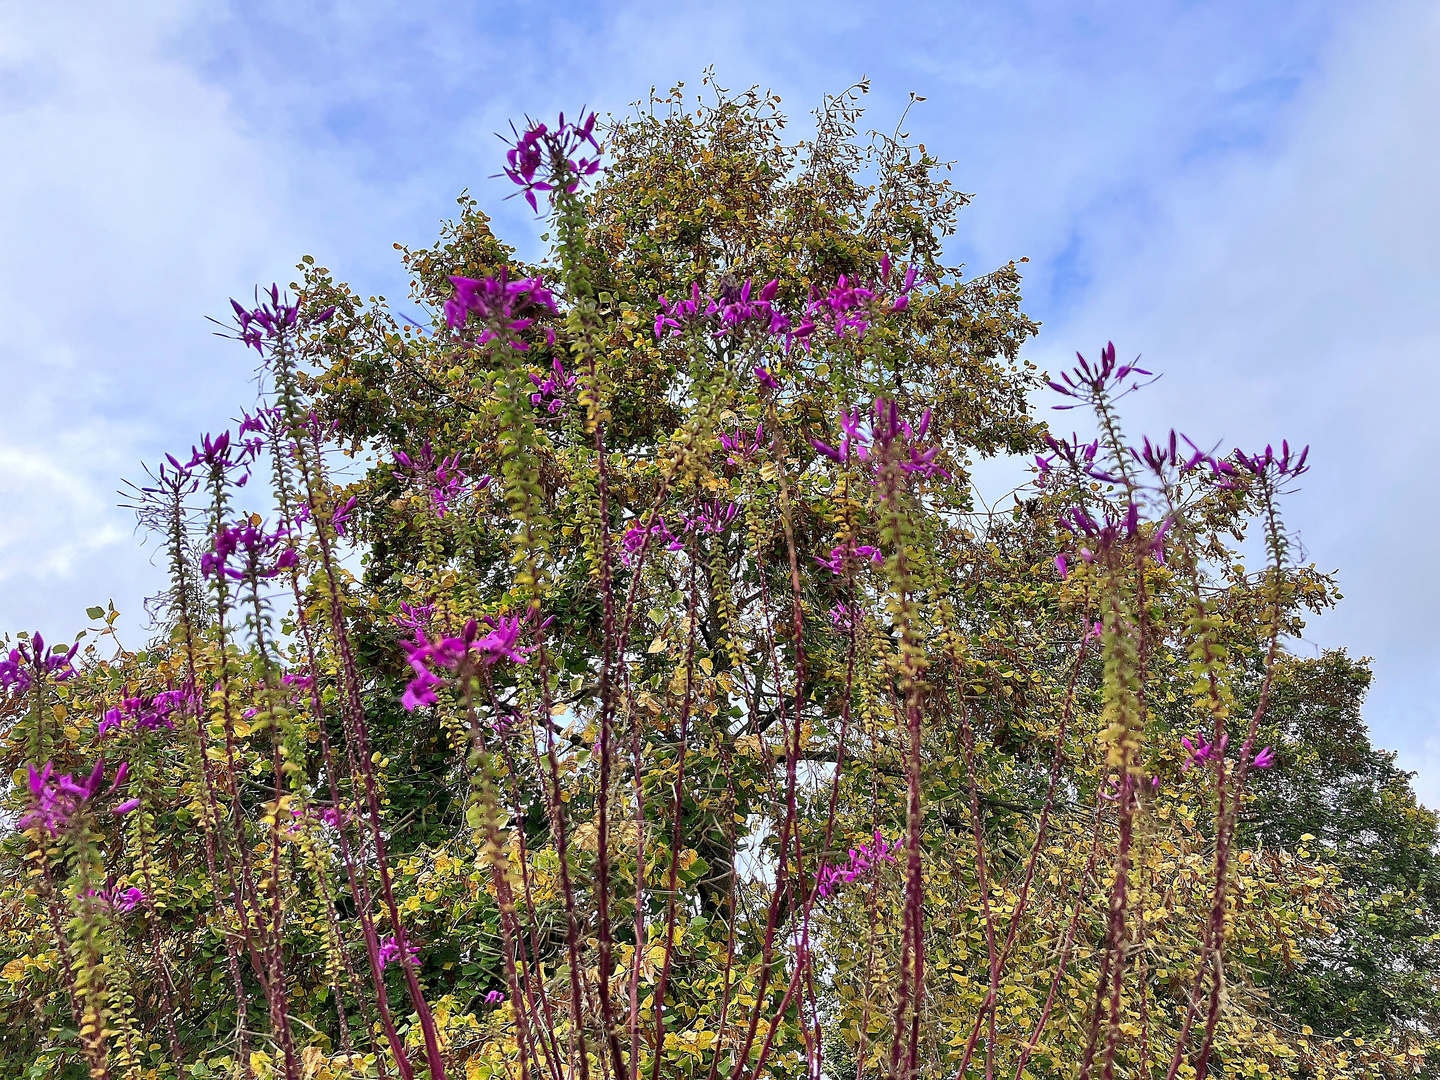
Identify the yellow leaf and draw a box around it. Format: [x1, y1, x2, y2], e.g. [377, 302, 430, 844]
[648, 637, 666, 654]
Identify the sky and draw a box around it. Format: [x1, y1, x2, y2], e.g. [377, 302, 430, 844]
[2, 0, 1437, 798]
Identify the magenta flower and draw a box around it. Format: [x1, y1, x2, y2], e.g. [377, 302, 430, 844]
[98, 690, 184, 739]
[0, 633, 78, 697]
[814, 831, 902, 899]
[654, 278, 784, 340]
[19, 759, 137, 837]
[485, 990, 506, 1005]
[225, 285, 299, 353]
[185, 430, 251, 474]
[201, 520, 295, 581]
[1253, 746, 1277, 769]
[1234, 440, 1310, 480]
[754, 366, 779, 389]
[391, 602, 435, 633]
[84, 884, 147, 913]
[684, 501, 738, 536]
[394, 442, 487, 518]
[1054, 555, 1069, 580]
[502, 112, 602, 213]
[815, 544, 883, 575]
[331, 495, 357, 538]
[720, 423, 763, 466]
[1181, 733, 1228, 771]
[529, 357, 579, 414]
[376, 934, 419, 970]
[620, 515, 679, 566]
[444, 270, 559, 346]
[399, 616, 532, 711]
[1047, 342, 1155, 410]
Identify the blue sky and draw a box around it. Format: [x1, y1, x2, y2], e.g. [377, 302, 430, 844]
[4, 0, 1439, 798]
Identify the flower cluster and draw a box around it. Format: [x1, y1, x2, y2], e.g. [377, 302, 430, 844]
[810, 398, 950, 480]
[201, 521, 297, 581]
[98, 690, 186, 739]
[684, 501, 737, 535]
[814, 831, 902, 899]
[620, 504, 739, 566]
[529, 357, 578, 414]
[226, 286, 334, 353]
[1236, 441, 1311, 481]
[720, 422, 764, 466]
[330, 495, 357, 538]
[183, 430, 254, 478]
[376, 934, 419, 970]
[654, 279, 787, 339]
[444, 271, 559, 348]
[19, 760, 138, 836]
[654, 261, 917, 355]
[815, 544, 883, 575]
[399, 616, 532, 711]
[0, 633, 78, 696]
[391, 602, 435, 633]
[1180, 733, 1277, 772]
[1048, 341, 1155, 410]
[87, 884, 147, 913]
[503, 112, 601, 212]
[807, 260, 916, 341]
[394, 442, 489, 519]
[829, 602, 861, 630]
[1055, 504, 1170, 569]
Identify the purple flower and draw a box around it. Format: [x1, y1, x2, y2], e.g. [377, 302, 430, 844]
[502, 112, 602, 213]
[391, 602, 435, 633]
[815, 544, 883, 575]
[1, 634, 79, 697]
[754, 366, 779, 390]
[331, 495, 357, 537]
[654, 277, 783, 341]
[19, 759, 136, 837]
[829, 603, 861, 631]
[1234, 440, 1310, 481]
[1047, 342, 1155, 410]
[376, 934, 419, 971]
[98, 690, 184, 740]
[485, 990, 506, 1005]
[814, 831, 902, 899]
[399, 616, 531, 712]
[529, 357, 579, 414]
[1054, 555, 1069, 580]
[1181, 733, 1228, 771]
[225, 286, 299, 353]
[808, 274, 877, 339]
[684, 501, 738, 536]
[720, 423, 764, 466]
[444, 270, 558, 346]
[620, 515, 679, 567]
[202, 520, 295, 581]
[394, 442, 486, 518]
[1253, 746, 1277, 769]
[85, 884, 146, 913]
